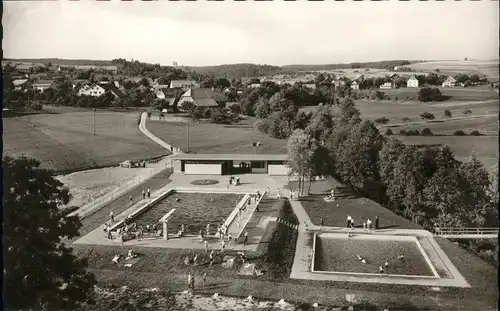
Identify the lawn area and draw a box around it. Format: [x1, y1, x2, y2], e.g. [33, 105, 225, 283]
[394, 135, 499, 171]
[366, 86, 499, 102]
[313, 236, 434, 276]
[385, 116, 498, 135]
[300, 99, 498, 124]
[288, 178, 420, 229]
[3, 111, 169, 173]
[146, 117, 287, 154]
[404, 60, 499, 81]
[133, 192, 242, 235]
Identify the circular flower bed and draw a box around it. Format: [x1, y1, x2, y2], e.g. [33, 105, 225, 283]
[190, 179, 219, 186]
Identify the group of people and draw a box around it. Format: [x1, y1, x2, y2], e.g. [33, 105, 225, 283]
[228, 176, 240, 187]
[141, 188, 151, 200]
[346, 215, 380, 230]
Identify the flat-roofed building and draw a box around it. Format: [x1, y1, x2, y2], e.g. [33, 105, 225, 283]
[170, 153, 289, 175]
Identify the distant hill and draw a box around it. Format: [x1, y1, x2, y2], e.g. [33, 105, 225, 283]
[284, 60, 423, 71]
[3, 58, 114, 66]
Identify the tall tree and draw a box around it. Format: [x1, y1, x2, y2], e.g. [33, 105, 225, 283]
[287, 129, 318, 195]
[3, 156, 96, 310]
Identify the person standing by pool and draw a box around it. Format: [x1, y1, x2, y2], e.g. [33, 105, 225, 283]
[204, 239, 209, 253]
[350, 218, 355, 229]
[220, 239, 226, 253]
[110, 211, 115, 223]
[228, 233, 233, 247]
[187, 273, 194, 292]
[206, 223, 211, 236]
[375, 216, 379, 230]
[129, 195, 133, 205]
[243, 231, 249, 245]
[276, 189, 281, 199]
[209, 250, 214, 267]
[147, 188, 151, 198]
[142, 190, 146, 200]
[366, 218, 372, 230]
[346, 215, 352, 228]
[320, 218, 324, 231]
[199, 229, 204, 241]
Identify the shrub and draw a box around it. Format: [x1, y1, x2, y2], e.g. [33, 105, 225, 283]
[470, 130, 481, 136]
[454, 130, 466, 136]
[420, 112, 435, 120]
[406, 129, 420, 136]
[402, 117, 411, 123]
[254, 119, 270, 134]
[444, 109, 452, 118]
[399, 129, 407, 135]
[418, 87, 444, 102]
[385, 128, 393, 135]
[374, 116, 390, 125]
[421, 128, 433, 136]
[463, 108, 472, 115]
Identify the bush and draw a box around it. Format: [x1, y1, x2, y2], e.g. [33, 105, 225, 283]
[469, 130, 481, 136]
[385, 128, 393, 135]
[402, 117, 411, 123]
[421, 128, 433, 136]
[420, 112, 435, 120]
[418, 87, 444, 102]
[254, 119, 270, 134]
[454, 130, 466, 136]
[374, 116, 390, 125]
[406, 129, 420, 136]
[463, 108, 472, 115]
[444, 109, 452, 118]
[399, 129, 406, 135]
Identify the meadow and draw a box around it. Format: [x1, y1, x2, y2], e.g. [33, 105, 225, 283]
[386, 116, 498, 135]
[3, 111, 169, 173]
[364, 86, 499, 102]
[403, 59, 500, 81]
[146, 117, 288, 154]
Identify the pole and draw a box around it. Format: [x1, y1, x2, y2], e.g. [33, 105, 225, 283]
[186, 119, 190, 153]
[93, 108, 96, 135]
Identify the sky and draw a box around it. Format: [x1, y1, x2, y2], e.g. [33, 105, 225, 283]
[3, 1, 499, 67]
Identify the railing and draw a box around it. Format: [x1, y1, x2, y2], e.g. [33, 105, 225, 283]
[434, 227, 499, 236]
[276, 217, 299, 230]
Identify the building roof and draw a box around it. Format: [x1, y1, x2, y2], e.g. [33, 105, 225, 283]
[34, 80, 55, 86]
[170, 80, 198, 88]
[181, 88, 228, 107]
[171, 153, 288, 161]
[159, 87, 182, 98]
[408, 76, 418, 81]
[444, 76, 456, 83]
[100, 84, 125, 97]
[13, 79, 29, 86]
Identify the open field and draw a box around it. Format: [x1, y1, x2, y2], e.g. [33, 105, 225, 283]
[57, 166, 163, 208]
[3, 111, 169, 173]
[146, 118, 287, 154]
[313, 236, 433, 276]
[133, 192, 242, 235]
[395, 135, 499, 171]
[403, 60, 500, 81]
[300, 99, 499, 124]
[287, 179, 421, 230]
[385, 115, 498, 135]
[360, 86, 499, 102]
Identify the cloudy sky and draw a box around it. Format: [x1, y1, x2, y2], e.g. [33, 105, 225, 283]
[3, 1, 498, 66]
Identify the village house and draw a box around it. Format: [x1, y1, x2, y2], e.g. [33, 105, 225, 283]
[100, 84, 125, 98]
[72, 79, 90, 89]
[350, 81, 359, 90]
[156, 88, 182, 107]
[380, 82, 392, 90]
[169, 80, 200, 90]
[442, 76, 457, 87]
[33, 80, 55, 93]
[77, 84, 106, 97]
[249, 83, 261, 89]
[304, 83, 317, 90]
[13, 79, 32, 91]
[16, 64, 34, 73]
[177, 88, 228, 108]
[407, 76, 419, 88]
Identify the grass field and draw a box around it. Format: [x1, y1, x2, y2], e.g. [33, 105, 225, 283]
[386, 116, 498, 135]
[313, 236, 433, 276]
[301, 99, 498, 124]
[287, 179, 421, 230]
[361, 86, 499, 102]
[403, 60, 500, 81]
[146, 118, 287, 154]
[395, 135, 499, 171]
[3, 111, 169, 173]
[133, 192, 242, 235]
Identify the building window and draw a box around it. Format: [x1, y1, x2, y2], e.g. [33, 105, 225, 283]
[251, 161, 265, 169]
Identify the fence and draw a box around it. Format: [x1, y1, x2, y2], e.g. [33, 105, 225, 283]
[435, 227, 499, 236]
[276, 217, 299, 230]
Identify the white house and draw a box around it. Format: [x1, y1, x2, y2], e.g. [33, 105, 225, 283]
[13, 79, 30, 91]
[33, 80, 54, 93]
[380, 82, 392, 90]
[77, 84, 106, 97]
[442, 76, 456, 87]
[169, 80, 199, 89]
[350, 81, 359, 90]
[407, 76, 419, 88]
[177, 88, 227, 108]
[249, 83, 261, 89]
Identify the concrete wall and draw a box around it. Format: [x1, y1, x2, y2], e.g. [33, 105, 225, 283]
[185, 163, 222, 175]
[268, 164, 289, 176]
[173, 160, 182, 173]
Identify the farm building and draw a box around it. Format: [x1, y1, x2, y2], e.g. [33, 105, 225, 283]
[170, 153, 289, 175]
[350, 81, 359, 90]
[407, 76, 419, 88]
[380, 82, 392, 89]
[77, 84, 106, 97]
[33, 80, 55, 92]
[156, 88, 182, 106]
[177, 88, 228, 108]
[13, 79, 31, 91]
[442, 76, 457, 87]
[72, 79, 91, 88]
[169, 80, 200, 90]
